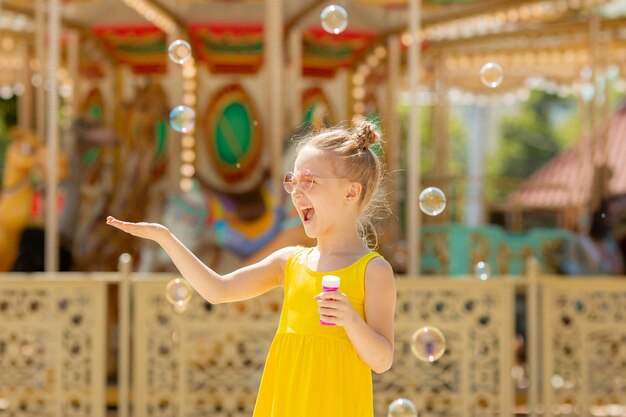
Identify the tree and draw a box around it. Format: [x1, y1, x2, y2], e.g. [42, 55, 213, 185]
[488, 90, 578, 179]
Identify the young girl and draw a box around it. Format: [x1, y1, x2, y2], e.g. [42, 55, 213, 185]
[106, 119, 396, 417]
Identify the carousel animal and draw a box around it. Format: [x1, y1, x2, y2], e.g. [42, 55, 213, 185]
[59, 116, 118, 253]
[74, 82, 170, 270]
[0, 128, 69, 271]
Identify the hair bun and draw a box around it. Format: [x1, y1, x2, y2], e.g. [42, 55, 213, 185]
[351, 118, 380, 150]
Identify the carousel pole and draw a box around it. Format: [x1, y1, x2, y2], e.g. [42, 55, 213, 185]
[67, 30, 79, 120]
[265, 0, 284, 203]
[166, 30, 183, 192]
[594, 14, 610, 206]
[386, 34, 402, 239]
[288, 27, 303, 130]
[18, 39, 32, 129]
[589, 12, 601, 212]
[407, 0, 422, 276]
[45, 0, 61, 271]
[433, 52, 449, 222]
[35, 0, 46, 140]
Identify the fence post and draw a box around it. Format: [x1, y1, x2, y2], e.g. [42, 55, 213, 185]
[526, 256, 541, 417]
[117, 253, 132, 417]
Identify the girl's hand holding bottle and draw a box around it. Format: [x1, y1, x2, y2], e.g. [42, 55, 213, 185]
[314, 291, 359, 328]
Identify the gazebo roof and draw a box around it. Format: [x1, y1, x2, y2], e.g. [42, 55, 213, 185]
[507, 101, 626, 209]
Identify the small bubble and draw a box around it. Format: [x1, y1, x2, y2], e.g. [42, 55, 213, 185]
[320, 5, 348, 35]
[480, 61, 504, 88]
[168, 40, 192, 64]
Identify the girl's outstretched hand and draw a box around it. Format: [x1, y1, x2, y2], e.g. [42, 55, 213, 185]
[106, 216, 170, 242]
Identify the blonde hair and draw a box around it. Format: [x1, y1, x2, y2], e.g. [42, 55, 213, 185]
[296, 117, 390, 248]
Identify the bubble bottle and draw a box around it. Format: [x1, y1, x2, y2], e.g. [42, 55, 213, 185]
[320, 275, 341, 326]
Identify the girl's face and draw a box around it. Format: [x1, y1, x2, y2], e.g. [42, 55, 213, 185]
[288, 146, 356, 239]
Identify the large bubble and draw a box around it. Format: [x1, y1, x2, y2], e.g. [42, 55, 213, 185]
[419, 187, 446, 216]
[411, 325, 447, 362]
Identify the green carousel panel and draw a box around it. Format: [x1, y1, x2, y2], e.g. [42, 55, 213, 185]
[203, 84, 262, 184]
[420, 224, 572, 276]
[302, 87, 335, 127]
[216, 102, 252, 165]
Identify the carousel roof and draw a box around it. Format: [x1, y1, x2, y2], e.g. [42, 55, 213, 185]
[0, 0, 622, 81]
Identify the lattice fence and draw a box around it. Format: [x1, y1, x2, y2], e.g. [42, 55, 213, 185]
[541, 278, 626, 417]
[0, 278, 107, 417]
[1, 273, 626, 417]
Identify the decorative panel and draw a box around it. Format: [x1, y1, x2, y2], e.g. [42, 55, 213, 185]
[133, 279, 280, 417]
[0, 278, 107, 417]
[542, 278, 626, 417]
[92, 26, 167, 74]
[374, 278, 515, 417]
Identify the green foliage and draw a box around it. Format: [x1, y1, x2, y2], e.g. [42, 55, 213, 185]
[0, 97, 18, 186]
[488, 90, 578, 179]
[398, 103, 468, 177]
[394, 103, 468, 226]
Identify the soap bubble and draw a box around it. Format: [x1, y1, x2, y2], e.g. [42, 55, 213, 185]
[169, 105, 195, 133]
[165, 278, 193, 307]
[419, 187, 446, 216]
[411, 325, 446, 362]
[474, 261, 491, 280]
[320, 4, 348, 35]
[168, 39, 192, 64]
[480, 61, 504, 88]
[388, 398, 418, 417]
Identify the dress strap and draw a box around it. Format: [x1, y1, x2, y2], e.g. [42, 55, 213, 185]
[356, 251, 383, 288]
[284, 246, 310, 287]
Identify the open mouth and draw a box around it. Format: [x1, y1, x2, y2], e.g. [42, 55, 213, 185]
[301, 206, 315, 223]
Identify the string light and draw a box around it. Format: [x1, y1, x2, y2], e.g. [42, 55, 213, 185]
[351, 43, 388, 117]
[400, 0, 609, 43]
[122, 0, 177, 34]
[0, 11, 36, 32]
[179, 56, 197, 192]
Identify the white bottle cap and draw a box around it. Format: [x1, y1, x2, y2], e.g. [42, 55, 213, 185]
[322, 275, 340, 288]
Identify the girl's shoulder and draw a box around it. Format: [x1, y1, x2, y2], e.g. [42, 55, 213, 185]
[358, 251, 391, 274]
[364, 253, 393, 274]
[363, 255, 395, 294]
[271, 245, 311, 271]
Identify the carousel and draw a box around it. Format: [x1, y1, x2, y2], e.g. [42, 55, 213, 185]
[1, 0, 626, 416]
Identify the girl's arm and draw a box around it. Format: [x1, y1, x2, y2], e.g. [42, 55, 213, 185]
[107, 216, 295, 304]
[346, 258, 396, 373]
[316, 257, 396, 373]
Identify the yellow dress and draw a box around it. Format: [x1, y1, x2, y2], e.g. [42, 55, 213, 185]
[253, 247, 382, 417]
